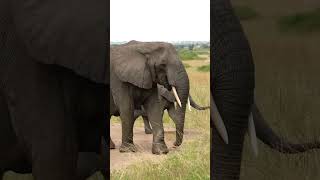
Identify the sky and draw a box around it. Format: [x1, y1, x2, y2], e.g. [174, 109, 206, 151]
[110, 0, 210, 42]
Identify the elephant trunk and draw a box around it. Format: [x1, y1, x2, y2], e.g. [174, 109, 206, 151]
[189, 95, 209, 110]
[173, 70, 189, 146]
[253, 103, 320, 153]
[211, 0, 255, 179]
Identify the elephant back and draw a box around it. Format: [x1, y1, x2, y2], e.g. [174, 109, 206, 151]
[9, 0, 109, 84]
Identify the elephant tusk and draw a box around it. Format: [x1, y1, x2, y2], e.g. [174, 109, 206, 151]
[211, 94, 229, 144]
[248, 112, 258, 157]
[172, 86, 182, 107]
[187, 98, 191, 111]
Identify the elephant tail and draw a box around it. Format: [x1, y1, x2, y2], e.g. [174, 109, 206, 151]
[189, 95, 210, 110]
[253, 103, 320, 154]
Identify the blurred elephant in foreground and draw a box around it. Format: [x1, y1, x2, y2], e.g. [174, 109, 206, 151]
[110, 41, 189, 154]
[0, 0, 108, 179]
[211, 0, 320, 180]
[0, 77, 108, 179]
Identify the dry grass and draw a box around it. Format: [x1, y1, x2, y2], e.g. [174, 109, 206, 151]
[232, 0, 320, 179]
[110, 53, 210, 180]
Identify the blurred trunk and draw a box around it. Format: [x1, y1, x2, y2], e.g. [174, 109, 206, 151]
[211, 0, 255, 179]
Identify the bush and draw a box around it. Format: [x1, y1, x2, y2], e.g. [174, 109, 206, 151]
[278, 8, 320, 33]
[179, 49, 199, 60]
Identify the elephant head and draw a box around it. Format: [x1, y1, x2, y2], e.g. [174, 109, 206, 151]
[111, 41, 190, 146]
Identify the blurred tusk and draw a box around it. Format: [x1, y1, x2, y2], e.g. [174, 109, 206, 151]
[248, 112, 258, 157]
[172, 86, 182, 107]
[174, 102, 177, 109]
[211, 94, 229, 144]
[187, 98, 191, 111]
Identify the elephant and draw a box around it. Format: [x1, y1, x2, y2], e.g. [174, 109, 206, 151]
[211, 0, 320, 180]
[109, 84, 208, 149]
[1, 0, 108, 179]
[133, 84, 209, 135]
[110, 41, 189, 154]
[0, 74, 108, 180]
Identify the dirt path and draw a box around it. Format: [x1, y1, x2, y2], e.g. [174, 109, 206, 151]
[110, 124, 200, 171]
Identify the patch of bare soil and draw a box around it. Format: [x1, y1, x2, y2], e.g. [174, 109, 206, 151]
[110, 124, 200, 171]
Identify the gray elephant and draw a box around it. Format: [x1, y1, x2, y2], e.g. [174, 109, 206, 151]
[0, 76, 108, 180]
[211, 0, 320, 180]
[0, 0, 108, 179]
[110, 41, 189, 154]
[109, 84, 208, 150]
[134, 84, 209, 135]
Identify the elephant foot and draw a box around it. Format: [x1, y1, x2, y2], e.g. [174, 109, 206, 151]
[119, 142, 137, 153]
[152, 142, 169, 155]
[145, 128, 152, 134]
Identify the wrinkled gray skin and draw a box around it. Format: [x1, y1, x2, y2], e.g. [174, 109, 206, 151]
[109, 84, 209, 149]
[211, 1, 320, 179]
[110, 41, 189, 154]
[134, 84, 209, 135]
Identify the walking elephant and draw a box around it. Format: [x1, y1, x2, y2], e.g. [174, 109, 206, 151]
[211, 0, 320, 180]
[109, 84, 208, 150]
[0, 0, 108, 179]
[110, 41, 189, 154]
[134, 84, 209, 135]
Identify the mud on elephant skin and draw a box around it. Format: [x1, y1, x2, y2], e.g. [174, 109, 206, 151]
[110, 41, 189, 154]
[211, 0, 320, 179]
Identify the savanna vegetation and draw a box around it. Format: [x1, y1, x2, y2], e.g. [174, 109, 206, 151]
[111, 49, 210, 180]
[232, 0, 320, 179]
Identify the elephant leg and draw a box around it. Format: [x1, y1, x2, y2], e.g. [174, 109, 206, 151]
[118, 86, 136, 153]
[142, 115, 152, 134]
[77, 152, 107, 180]
[167, 105, 177, 124]
[144, 92, 168, 154]
[4, 61, 78, 180]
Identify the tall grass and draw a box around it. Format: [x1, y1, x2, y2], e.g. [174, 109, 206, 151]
[235, 1, 320, 179]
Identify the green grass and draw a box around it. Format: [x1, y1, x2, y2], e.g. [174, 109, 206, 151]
[232, 1, 320, 179]
[197, 65, 210, 72]
[111, 136, 210, 180]
[234, 6, 259, 21]
[178, 49, 206, 61]
[278, 8, 320, 33]
[111, 55, 210, 180]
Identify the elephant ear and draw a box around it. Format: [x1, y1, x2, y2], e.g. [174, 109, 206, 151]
[157, 84, 175, 103]
[11, 0, 108, 84]
[111, 43, 164, 89]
